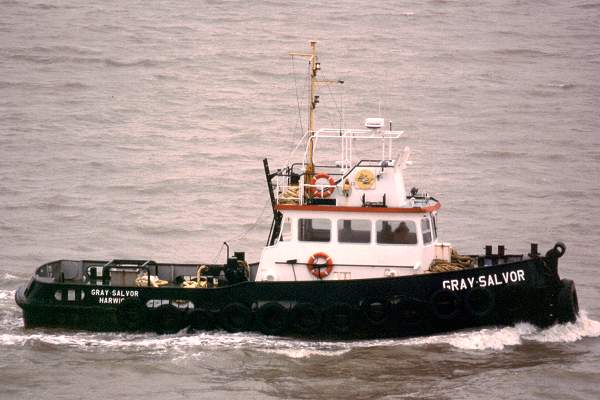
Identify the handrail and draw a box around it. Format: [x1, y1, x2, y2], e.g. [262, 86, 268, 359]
[338, 159, 394, 185]
[315, 128, 404, 139]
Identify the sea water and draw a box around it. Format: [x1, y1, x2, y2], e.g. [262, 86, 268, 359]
[1, 1, 599, 399]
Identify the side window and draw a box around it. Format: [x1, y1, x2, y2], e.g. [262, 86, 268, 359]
[298, 218, 331, 242]
[337, 219, 371, 243]
[431, 213, 438, 240]
[376, 220, 418, 245]
[279, 217, 293, 242]
[421, 217, 432, 245]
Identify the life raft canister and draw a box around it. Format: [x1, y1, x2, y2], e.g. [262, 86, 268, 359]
[354, 168, 375, 190]
[310, 172, 336, 198]
[307, 252, 334, 279]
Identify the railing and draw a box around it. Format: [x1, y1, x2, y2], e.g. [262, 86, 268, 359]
[309, 128, 404, 172]
[272, 163, 342, 206]
[272, 160, 400, 206]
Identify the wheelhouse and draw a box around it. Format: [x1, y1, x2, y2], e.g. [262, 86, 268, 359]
[257, 125, 442, 282]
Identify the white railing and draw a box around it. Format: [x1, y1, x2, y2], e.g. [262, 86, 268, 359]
[275, 178, 338, 205]
[305, 128, 404, 174]
[277, 128, 404, 206]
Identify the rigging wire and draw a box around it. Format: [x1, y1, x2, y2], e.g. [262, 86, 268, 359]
[211, 197, 272, 263]
[210, 58, 345, 264]
[290, 55, 305, 137]
[211, 56, 313, 264]
[320, 71, 344, 130]
[285, 129, 309, 166]
[211, 55, 349, 264]
[211, 56, 311, 264]
[286, 55, 313, 164]
[305, 61, 311, 132]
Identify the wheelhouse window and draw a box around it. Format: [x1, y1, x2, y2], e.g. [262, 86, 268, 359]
[337, 219, 371, 243]
[431, 214, 438, 240]
[279, 217, 293, 242]
[421, 217, 432, 245]
[298, 218, 331, 242]
[376, 220, 418, 245]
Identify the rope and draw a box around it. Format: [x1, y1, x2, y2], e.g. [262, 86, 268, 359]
[135, 275, 169, 287]
[181, 265, 209, 288]
[428, 248, 474, 273]
[284, 129, 309, 167]
[278, 186, 300, 204]
[212, 242, 226, 264]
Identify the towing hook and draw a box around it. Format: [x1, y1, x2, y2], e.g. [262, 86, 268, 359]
[554, 242, 566, 258]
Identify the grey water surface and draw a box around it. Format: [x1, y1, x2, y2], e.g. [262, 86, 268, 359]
[1, 1, 599, 399]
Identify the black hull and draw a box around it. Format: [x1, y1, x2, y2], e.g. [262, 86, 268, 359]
[15, 245, 578, 339]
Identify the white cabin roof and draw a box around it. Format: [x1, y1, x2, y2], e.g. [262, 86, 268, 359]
[272, 124, 437, 211]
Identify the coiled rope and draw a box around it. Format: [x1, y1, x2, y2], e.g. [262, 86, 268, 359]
[429, 249, 474, 273]
[181, 265, 208, 289]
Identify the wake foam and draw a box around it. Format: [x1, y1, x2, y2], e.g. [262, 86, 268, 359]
[400, 312, 600, 350]
[0, 272, 25, 287]
[527, 312, 600, 343]
[0, 289, 15, 302]
[0, 312, 598, 358]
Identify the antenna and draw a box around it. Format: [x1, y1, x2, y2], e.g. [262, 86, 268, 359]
[289, 41, 319, 178]
[339, 88, 344, 133]
[288, 41, 343, 190]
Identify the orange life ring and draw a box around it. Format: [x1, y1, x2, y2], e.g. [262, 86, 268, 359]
[307, 252, 334, 279]
[310, 173, 336, 198]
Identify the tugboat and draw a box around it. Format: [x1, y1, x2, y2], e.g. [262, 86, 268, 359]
[15, 42, 580, 338]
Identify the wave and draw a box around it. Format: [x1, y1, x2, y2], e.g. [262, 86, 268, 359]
[0, 275, 27, 291]
[0, 81, 32, 89]
[103, 58, 160, 68]
[494, 48, 557, 58]
[402, 312, 600, 350]
[8, 54, 161, 68]
[0, 312, 597, 358]
[153, 73, 180, 81]
[545, 82, 576, 90]
[0, 289, 16, 301]
[135, 224, 207, 237]
[471, 150, 528, 159]
[575, 2, 600, 9]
